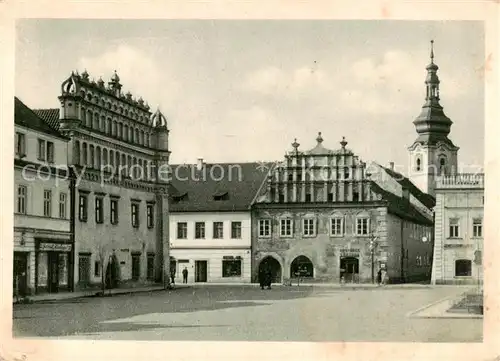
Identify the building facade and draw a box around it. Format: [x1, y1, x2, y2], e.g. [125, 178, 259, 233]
[431, 174, 484, 284]
[251, 134, 435, 284]
[14, 97, 73, 296]
[34, 70, 171, 290]
[168, 161, 269, 283]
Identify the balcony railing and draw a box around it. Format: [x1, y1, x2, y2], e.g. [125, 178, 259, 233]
[435, 173, 485, 189]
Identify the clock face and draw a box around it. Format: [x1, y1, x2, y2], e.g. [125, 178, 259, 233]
[422, 236, 428, 243]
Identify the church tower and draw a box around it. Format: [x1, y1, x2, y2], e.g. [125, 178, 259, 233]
[408, 41, 459, 196]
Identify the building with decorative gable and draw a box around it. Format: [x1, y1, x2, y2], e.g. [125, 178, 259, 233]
[251, 133, 435, 284]
[34, 70, 172, 290]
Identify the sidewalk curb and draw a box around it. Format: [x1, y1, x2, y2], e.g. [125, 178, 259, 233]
[406, 289, 482, 319]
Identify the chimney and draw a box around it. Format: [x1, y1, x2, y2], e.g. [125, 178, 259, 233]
[196, 158, 204, 171]
[389, 162, 394, 171]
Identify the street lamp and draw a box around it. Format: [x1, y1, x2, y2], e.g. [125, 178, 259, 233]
[369, 234, 378, 284]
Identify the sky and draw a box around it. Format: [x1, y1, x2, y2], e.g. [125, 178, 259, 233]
[15, 20, 484, 172]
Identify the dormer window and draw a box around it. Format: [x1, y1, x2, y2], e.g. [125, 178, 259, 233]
[172, 192, 188, 203]
[213, 191, 229, 201]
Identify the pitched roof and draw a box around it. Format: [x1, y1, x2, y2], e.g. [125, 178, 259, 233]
[32, 108, 60, 131]
[14, 97, 66, 139]
[370, 182, 432, 225]
[378, 165, 436, 208]
[168, 162, 272, 212]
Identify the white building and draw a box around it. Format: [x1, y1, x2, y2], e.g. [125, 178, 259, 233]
[168, 161, 269, 283]
[431, 174, 484, 284]
[14, 97, 73, 296]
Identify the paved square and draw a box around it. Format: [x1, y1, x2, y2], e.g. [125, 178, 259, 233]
[12, 285, 482, 342]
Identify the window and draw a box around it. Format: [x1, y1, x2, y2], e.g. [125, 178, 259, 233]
[110, 199, 118, 224]
[195, 222, 205, 239]
[356, 217, 370, 235]
[47, 141, 54, 163]
[37, 139, 46, 161]
[147, 254, 155, 280]
[449, 218, 459, 238]
[343, 167, 350, 180]
[231, 222, 242, 239]
[455, 259, 472, 277]
[305, 193, 312, 202]
[416, 255, 422, 266]
[17, 185, 27, 214]
[43, 190, 52, 217]
[439, 157, 446, 174]
[473, 218, 483, 238]
[415, 157, 422, 171]
[328, 193, 334, 202]
[37, 139, 54, 162]
[213, 221, 224, 239]
[131, 202, 140, 228]
[222, 257, 242, 277]
[94, 261, 101, 277]
[147, 204, 154, 228]
[352, 190, 360, 202]
[177, 222, 187, 239]
[79, 194, 88, 221]
[330, 217, 344, 236]
[95, 197, 104, 224]
[258, 219, 271, 237]
[15, 132, 25, 156]
[280, 219, 293, 237]
[131, 253, 141, 281]
[59, 193, 67, 219]
[303, 218, 316, 237]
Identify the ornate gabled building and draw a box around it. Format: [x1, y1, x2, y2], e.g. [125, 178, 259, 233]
[34, 70, 171, 290]
[408, 41, 460, 197]
[251, 134, 435, 284]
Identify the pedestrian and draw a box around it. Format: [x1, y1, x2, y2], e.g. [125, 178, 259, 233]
[376, 269, 382, 286]
[170, 268, 176, 286]
[265, 269, 272, 289]
[182, 267, 188, 284]
[258, 268, 266, 290]
[381, 267, 388, 286]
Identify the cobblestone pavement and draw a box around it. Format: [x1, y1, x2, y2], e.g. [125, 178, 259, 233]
[12, 285, 482, 342]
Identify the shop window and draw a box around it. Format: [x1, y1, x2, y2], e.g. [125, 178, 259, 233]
[455, 259, 472, 277]
[290, 255, 314, 278]
[222, 257, 242, 277]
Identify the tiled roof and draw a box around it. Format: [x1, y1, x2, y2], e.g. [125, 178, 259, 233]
[168, 162, 272, 212]
[15, 98, 66, 139]
[370, 182, 432, 225]
[32, 108, 60, 131]
[378, 165, 436, 208]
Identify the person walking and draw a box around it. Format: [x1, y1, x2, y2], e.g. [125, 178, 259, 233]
[376, 268, 382, 286]
[265, 269, 272, 289]
[258, 267, 266, 290]
[170, 268, 176, 286]
[380, 267, 388, 286]
[182, 267, 188, 284]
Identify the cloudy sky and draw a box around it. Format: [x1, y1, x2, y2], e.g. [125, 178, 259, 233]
[15, 20, 484, 172]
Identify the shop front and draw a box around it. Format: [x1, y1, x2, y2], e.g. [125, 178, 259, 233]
[35, 239, 73, 294]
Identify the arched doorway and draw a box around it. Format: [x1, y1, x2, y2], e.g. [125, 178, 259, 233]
[105, 254, 120, 289]
[340, 257, 359, 283]
[259, 256, 282, 284]
[290, 255, 314, 278]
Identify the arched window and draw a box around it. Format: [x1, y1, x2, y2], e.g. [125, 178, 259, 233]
[93, 112, 99, 129]
[107, 118, 112, 134]
[81, 108, 86, 125]
[87, 110, 92, 128]
[74, 140, 81, 165]
[95, 146, 101, 169]
[138, 159, 143, 179]
[121, 154, 127, 176]
[112, 120, 117, 137]
[103, 148, 108, 168]
[439, 156, 447, 175]
[140, 130, 145, 145]
[82, 142, 88, 165]
[115, 152, 120, 173]
[416, 157, 422, 171]
[129, 127, 133, 142]
[132, 157, 137, 179]
[290, 255, 314, 278]
[89, 145, 95, 168]
[109, 150, 114, 167]
[146, 134, 150, 148]
[455, 259, 472, 277]
[119, 123, 123, 139]
[128, 155, 132, 177]
[135, 129, 139, 144]
[124, 125, 129, 141]
[100, 115, 106, 132]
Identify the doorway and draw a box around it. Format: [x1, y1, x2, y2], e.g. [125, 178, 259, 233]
[259, 256, 282, 283]
[195, 260, 207, 282]
[290, 255, 314, 278]
[13, 252, 28, 297]
[340, 257, 359, 283]
[47, 252, 60, 293]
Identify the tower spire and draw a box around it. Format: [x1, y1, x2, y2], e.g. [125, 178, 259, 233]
[430, 39, 434, 63]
